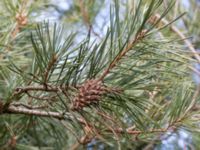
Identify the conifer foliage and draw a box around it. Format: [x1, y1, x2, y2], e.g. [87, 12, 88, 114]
[0, 0, 199, 149]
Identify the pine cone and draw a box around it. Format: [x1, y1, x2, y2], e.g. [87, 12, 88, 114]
[71, 79, 107, 110]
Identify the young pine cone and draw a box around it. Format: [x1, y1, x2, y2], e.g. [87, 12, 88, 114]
[71, 79, 107, 111]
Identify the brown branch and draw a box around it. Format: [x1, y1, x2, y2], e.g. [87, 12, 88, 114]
[5, 105, 64, 119]
[3, 104, 86, 125]
[98, 30, 147, 81]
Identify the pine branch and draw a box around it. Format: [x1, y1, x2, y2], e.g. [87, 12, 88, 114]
[98, 30, 148, 81]
[2, 104, 177, 136]
[0, 1, 197, 148]
[5, 105, 64, 119]
[150, 13, 200, 63]
[14, 85, 74, 95]
[44, 53, 58, 85]
[148, 13, 200, 120]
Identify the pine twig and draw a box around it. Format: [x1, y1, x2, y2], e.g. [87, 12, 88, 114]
[98, 30, 147, 81]
[44, 53, 57, 84]
[151, 14, 200, 63]
[6, 105, 64, 119]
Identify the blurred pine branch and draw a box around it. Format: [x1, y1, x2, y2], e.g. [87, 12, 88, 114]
[0, 0, 199, 149]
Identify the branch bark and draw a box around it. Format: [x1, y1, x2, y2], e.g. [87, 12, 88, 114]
[6, 105, 64, 119]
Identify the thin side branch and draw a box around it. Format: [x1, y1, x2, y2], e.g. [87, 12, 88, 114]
[44, 53, 57, 84]
[6, 105, 64, 119]
[98, 30, 147, 81]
